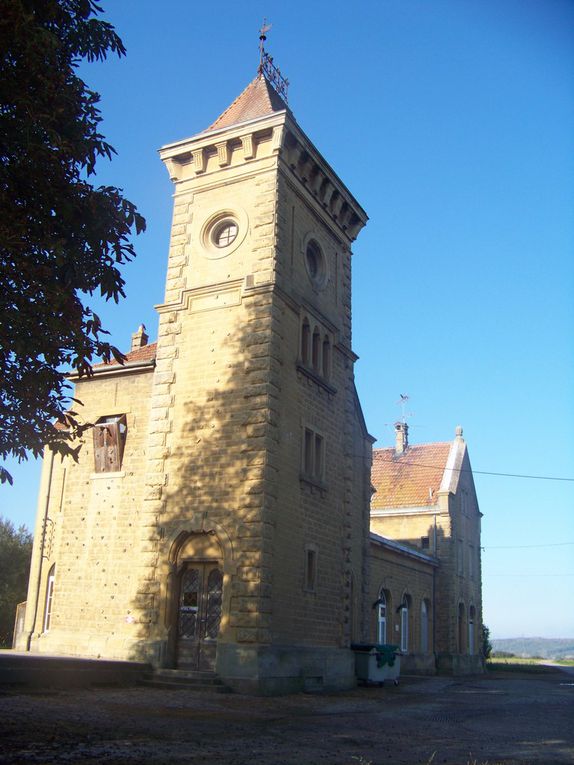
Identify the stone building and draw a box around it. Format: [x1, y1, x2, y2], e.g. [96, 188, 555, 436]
[18, 66, 483, 690]
[370, 422, 483, 675]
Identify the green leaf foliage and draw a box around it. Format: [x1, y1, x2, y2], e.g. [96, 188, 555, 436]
[482, 624, 493, 659]
[0, 0, 146, 481]
[0, 516, 33, 647]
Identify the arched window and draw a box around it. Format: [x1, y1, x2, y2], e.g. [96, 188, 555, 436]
[301, 319, 310, 365]
[312, 327, 321, 371]
[468, 606, 476, 655]
[322, 336, 331, 379]
[400, 595, 410, 653]
[420, 599, 430, 653]
[458, 602, 466, 654]
[43, 565, 56, 633]
[377, 590, 387, 644]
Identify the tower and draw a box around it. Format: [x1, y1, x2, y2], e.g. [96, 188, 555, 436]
[138, 66, 371, 692]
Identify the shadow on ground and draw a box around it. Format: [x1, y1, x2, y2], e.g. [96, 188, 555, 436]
[0, 667, 572, 764]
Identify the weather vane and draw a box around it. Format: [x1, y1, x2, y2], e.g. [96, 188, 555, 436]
[258, 19, 289, 103]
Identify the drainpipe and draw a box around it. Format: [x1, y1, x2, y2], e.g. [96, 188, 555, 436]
[23, 447, 54, 650]
[432, 515, 437, 664]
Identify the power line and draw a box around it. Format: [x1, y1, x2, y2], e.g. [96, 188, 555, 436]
[487, 573, 574, 577]
[372, 454, 574, 483]
[484, 542, 574, 550]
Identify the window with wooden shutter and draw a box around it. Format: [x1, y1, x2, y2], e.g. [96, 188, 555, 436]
[93, 415, 127, 473]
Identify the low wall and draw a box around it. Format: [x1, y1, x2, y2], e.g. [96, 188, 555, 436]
[0, 651, 150, 689]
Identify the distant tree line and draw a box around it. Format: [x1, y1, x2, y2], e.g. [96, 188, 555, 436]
[0, 516, 32, 647]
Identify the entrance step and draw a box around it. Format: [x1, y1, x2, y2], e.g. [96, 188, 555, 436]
[140, 668, 233, 693]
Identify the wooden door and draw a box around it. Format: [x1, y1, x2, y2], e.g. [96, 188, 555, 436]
[176, 562, 223, 670]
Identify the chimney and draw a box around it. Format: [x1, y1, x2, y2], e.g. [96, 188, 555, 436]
[131, 324, 149, 351]
[395, 421, 409, 455]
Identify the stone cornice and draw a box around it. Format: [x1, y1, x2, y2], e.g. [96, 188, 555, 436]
[280, 118, 368, 243]
[159, 111, 367, 244]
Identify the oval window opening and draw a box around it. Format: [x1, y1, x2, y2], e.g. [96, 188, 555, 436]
[305, 239, 326, 287]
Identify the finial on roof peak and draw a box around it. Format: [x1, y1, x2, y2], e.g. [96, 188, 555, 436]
[257, 19, 289, 103]
[455, 425, 464, 439]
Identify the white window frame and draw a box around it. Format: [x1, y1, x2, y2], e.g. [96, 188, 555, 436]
[377, 590, 387, 644]
[400, 599, 409, 653]
[420, 599, 429, 654]
[43, 566, 56, 633]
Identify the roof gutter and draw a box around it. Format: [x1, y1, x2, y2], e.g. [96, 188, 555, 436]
[67, 359, 156, 381]
[370, 531, 439, 566]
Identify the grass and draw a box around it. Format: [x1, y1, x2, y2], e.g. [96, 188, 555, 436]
[486, 657, 555, 673]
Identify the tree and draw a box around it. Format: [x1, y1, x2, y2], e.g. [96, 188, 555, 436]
[482, 624, 493, 660]
[0, 0, 146, 484]
[0, 516, 33, 647]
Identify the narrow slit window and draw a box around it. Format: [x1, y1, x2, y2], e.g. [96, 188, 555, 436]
[301, 319, 310, 365]
[302, 427, 325, 483]
[304, 547, 317, 591]
[322, 336, 331, 379]
[304, 429, 314, 475]
[312, 327, 321, 371]
[314, 434, 323, 480]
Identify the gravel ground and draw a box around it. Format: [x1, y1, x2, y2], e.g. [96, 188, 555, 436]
[0, 666, 572, 765]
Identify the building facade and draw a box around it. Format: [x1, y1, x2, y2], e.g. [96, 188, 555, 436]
[370, 422, 483, 674]
[18, 70, 483, 690]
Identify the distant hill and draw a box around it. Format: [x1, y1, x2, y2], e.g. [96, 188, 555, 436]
[491, 637, 574, 660]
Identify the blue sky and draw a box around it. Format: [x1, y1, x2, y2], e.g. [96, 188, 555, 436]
[1, 0, 573, 639]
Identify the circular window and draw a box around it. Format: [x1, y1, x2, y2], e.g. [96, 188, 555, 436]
[199, 207, 248, 259]
[212, 219, 238, 248]
[305, 239, 326, 287]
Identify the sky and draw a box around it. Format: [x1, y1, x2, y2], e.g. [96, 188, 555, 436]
[1, 0, 573, 639]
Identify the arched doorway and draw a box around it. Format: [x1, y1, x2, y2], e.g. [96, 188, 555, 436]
[177, 562, 223, 670]
[172, 532, 224, 670]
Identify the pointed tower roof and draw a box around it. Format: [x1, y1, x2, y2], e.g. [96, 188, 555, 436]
[204, 74, 290, 133]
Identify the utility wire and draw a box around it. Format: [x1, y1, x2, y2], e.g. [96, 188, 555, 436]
[488, 573, 574, 577]
[484, 542, 574, 550]
[371, 454, 574, 483]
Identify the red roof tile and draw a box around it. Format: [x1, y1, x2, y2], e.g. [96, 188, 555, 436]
[92, 342, 157, 369]
[371, 442, 452, 509]
[205, 75, 288, 133]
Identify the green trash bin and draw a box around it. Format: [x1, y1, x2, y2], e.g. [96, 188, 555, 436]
[351, 643, 401, 686]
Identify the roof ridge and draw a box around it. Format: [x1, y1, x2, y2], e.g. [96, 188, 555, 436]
[373, 441, 451, 453]
[93, 340, 157, 369]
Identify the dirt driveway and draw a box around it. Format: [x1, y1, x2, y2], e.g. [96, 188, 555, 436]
[0, 666, 572, 765]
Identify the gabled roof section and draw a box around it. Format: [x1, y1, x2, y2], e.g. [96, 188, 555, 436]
[204, 74, 290, 133]
[93, 342, 157, 368]
[371, 442, 452, 509]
